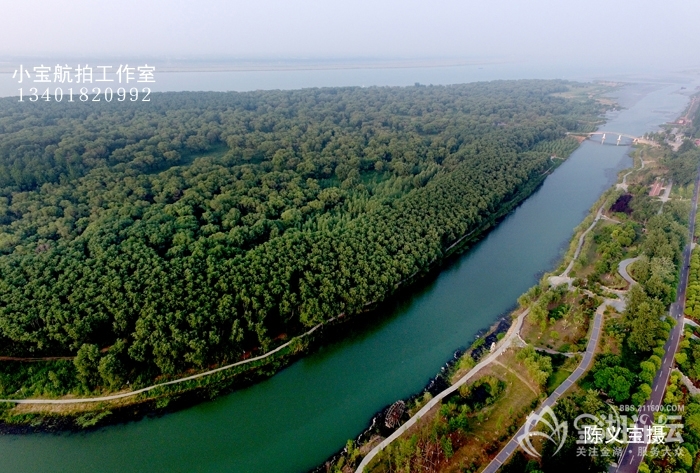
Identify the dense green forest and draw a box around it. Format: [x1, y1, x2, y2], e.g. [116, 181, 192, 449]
[0, 81, 607, 394]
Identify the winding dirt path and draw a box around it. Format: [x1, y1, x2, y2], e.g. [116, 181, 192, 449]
[548, 204, 605, 289]
[562, 206, 604, 278]
[492, 360, 539, 395]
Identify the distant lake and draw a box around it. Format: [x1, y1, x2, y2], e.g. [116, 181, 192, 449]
[0, 59, 694, 98]
[0, 69, 698, 473]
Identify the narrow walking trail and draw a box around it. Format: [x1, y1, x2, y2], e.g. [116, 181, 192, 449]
[548, 203, 607, 288]
[617, 156, 645, 192]
[355, 308, 530, 472]
[561, 206, 604, 278]
[0, 317, 336, 405]
[482, 298, 618, 473]
[618, 257, 640, 286]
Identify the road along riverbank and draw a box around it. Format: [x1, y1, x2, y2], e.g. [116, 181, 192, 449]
[0, 81, 694, 473]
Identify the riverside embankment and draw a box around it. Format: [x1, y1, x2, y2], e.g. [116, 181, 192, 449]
[0, 80, 695, 473]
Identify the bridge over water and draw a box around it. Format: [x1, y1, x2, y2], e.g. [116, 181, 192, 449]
[568, 131, 657, 147]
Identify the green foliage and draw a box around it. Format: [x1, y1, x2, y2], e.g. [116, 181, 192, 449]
[591, 223, 636, 276]
[548, 304, 569, 321]
[0, 360, 80, 397]
[632, 254, 678, 304]
[440, 436, 454, 459]
[0, 81, 606, 390]
[74, 410, 112, 428]
[74, 343, 101, 388]
[663, 147, 700, 186]
[685, 249, 700, 318]
[530, 392, 612, 472]
[531, 136, 581, 158]
[631, 383, 652, 405]
[676, 338, 700, 383]
[516, 346, 553, 388]
[593, 366, 634, 402]
[96, 338, 128, 390]
[623, 285, 665, 353]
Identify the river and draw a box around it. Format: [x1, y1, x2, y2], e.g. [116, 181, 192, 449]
[0, 76, 697, 473]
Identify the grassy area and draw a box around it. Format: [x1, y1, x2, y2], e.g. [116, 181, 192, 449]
[366, 349, 542, 473]
[597, 311, 624, 356]
[550, 81, 623, 112]
[520, 289, 596, 352]
[545, 355, 580, 395]
[326, 139, 696, 472]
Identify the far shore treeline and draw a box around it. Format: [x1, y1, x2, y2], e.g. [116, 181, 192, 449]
[0, 81, 605, 395]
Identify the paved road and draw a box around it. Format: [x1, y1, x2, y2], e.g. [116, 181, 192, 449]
[618, 257, 640, 286]
[482, 215, 647, 471]
[355, 309, 530, 472]
[613, 162, 700, 472]
[482, 299, 612, 473]
[659, 181, 673, 203]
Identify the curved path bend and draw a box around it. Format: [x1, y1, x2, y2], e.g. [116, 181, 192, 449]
[482, 298, 617, 473]
[617, 156, 645, 192]
[0, 317, 336, 405]
[618, 257, 640, 286]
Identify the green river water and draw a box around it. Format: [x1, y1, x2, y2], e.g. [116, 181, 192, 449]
[0, 78, 697, 473]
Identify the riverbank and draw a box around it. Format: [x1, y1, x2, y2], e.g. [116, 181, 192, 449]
[343, 105, 700, 472]
[314, 146, 635, 473]
[2, 80, 693, 473]
[0, 149, 570, 431]
[330, 179, 623, 472]
[344, 147, 637, 471]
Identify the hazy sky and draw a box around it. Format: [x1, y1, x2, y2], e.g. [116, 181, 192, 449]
[3, 0, 699, 68]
